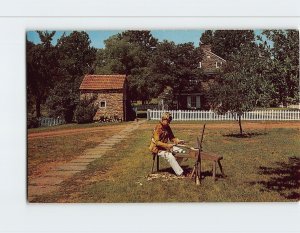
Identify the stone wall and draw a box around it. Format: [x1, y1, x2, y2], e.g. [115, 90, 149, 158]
[201, 51, 225, 73]
[80, 90, 124, 121]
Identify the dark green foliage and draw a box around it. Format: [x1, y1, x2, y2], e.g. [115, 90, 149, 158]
[26, 31, 59, 118]
[209, 44, 273, 135]
[200, 30, 213, 45]
[74, 96, 98, 124]
[27, 116, 39, 128]
[46, 31, 97, 122]
[117, 30, 158, 52]
[128, 67, 155, 102]
[95, 32, 204, 104]
[95, 31, 159, 103]
[262, 30, 299, 106]
[46, 80, 78, 122]
[212, 30, 256, 60]
[149, 41, 203, 100]
[200, 30, 256, 61]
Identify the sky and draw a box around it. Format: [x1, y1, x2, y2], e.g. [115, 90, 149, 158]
[26, 30, 265, 48]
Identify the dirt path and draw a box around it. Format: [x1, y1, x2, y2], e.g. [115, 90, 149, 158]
[27, 120, 146, 202]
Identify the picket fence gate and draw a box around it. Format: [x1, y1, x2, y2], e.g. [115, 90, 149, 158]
[147, 109, 300, 121]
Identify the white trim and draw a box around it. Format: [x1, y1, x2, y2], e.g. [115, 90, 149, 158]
[187, 96, 191, 108]
[191, 96, 197, 108]
[99, 100, 106, 108]
[206, 50, 227, 62]
[196, 96, 201, 108]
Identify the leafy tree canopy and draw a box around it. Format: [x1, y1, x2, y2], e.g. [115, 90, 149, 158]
[200, 30, 256, 61]
[262, 30, 299, 106]
[46, 31, 97, 122]
[209, 43, 273, 135]
[26, 31, 59, 118]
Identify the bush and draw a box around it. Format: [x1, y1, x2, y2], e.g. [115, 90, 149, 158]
[74, 96, 98, 124]
[27, 116, 39, 128]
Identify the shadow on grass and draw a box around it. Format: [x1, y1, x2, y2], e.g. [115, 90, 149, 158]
[223, 132, 267, 138]
[250, 156, 300, 200]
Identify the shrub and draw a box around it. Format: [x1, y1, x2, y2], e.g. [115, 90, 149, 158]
[74, 96, 98, 124]
[27, 116, 39, 128]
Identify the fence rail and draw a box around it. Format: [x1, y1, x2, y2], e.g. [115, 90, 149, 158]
[147, 109, 300, 121]
[39, 117, 65, 127]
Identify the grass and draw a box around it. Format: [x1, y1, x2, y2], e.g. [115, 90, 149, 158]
[27, 122, 131, 177]
[29, 121, 300, 202]
[28, 121, 130, 134]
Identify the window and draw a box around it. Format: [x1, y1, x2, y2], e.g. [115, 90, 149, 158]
[191, 96, 196, 108]
[198, 62, 202, 68]
[189, 79, 199, 85]
[216, 61, 222, 68]
[99, 100, 106, 108]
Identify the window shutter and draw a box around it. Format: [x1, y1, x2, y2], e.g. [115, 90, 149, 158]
[196, 96, 201, 108]
[187, 96, 191, 108]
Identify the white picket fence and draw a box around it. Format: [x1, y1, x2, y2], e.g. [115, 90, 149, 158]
[39, 117, 65, 127]
[147, 109, 300, 121]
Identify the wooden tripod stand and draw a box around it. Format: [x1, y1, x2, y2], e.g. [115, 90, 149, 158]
[189, 124, 206, 185]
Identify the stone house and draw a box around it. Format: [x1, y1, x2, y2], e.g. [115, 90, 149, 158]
[177, 44, 226, 110]
[79, 74, 128, 121]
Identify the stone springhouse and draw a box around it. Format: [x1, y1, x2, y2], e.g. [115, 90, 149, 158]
[79, 74, 128, 121]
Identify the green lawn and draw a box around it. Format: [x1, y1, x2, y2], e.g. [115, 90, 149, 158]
[27, 122, 131, 177]
[31, 121, 300, 202]
[28, 121, 130, 133]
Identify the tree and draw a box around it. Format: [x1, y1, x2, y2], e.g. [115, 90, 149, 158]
[96, 35, 147, 75]
[128, 67, 157, 103]
[262, 30, 299, 106]
[95, 31, 158, 103]
[209, 44, 273, 135]
[200, 30, 213, 45]
[150, 41, 203, 106]
[118, 30, 158, 52]
[207, 30, 256, 60]
[46, 31, 97, 122]
[26, 31, 59, 118]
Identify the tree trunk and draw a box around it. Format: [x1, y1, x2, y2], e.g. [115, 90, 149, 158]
[35, 97, 41, 118]
[238, 114, 243, 136]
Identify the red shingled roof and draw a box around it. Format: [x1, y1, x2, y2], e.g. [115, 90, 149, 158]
[79, 75, 126, 90]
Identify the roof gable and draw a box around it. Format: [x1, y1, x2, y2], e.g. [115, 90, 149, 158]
[79, 75, 126, 90]
[204, 50, 226, 62]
